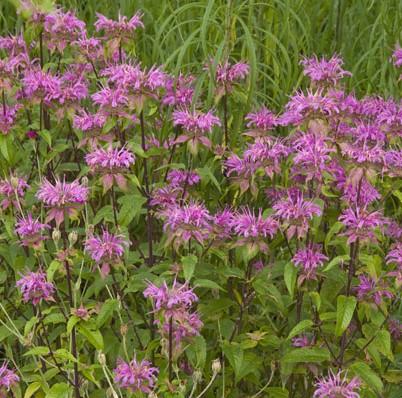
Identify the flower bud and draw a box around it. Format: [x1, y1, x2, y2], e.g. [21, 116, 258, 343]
[81, 176, 89, 186]
[98, 351, 106, 366]
[148, 392, 158, 398]
[192, 369, 202, 383]
[120, 323, 128, 336]
[52, 229, 61, 243]
[68, 230, 78, 246]
[211, 358, 221, 374]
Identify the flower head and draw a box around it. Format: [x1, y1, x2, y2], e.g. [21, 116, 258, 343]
[15, 213, 49, 248]
[0, 362, 19, 393]
[314, 370, 360, 398]
[245, 107, 277, 138]
[16, 270, 55, 305]
[292, 244, 328, 282]
[0, 175, 29, 210]
[36, 178, 88, 225]
[166, 170, 200, 188]
[95, 12, 144, 40]
[162, 74, 194, 106]
[356, 274, 393, 305]
[114, 357, 158, 393]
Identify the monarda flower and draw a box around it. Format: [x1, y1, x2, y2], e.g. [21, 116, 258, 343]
[292, 244, 328, 283]
[173, 108, 221, 154]
[21, 69, 61, 103]
[85, 146, 135, 191]
[16, 270, 55, 305]
[166, 169, 200, 188]
[244, 107, 277, 139]
[36, 178, 88, 225]
[144, 279, 198, 315]
[43, 11, 86, 53]
[338, 207, 383, 244]
[0, 104, 21, 134]
[383, 149, 402, 177]
[95, 12, 144, 41]
[314, 370, 360, 398]
[292, 335, 314, 347]
[114, 357, 158, 394]
[392, 46, 402, 68]
[386, 243, 402, 285]
[0, 362, 19, 395]
[159, 201, 212, 249]
[388, 319, 402, 340]
[85, 229, 128, 276]
[231, 207, 278, 254]
[0, 175, 29, 210]
[273, 191, 322, 240]
[212, 208, 234, 241]
[91, 86, 129, 113]
[15, 213, 49, 248]
[356, 274, 393, 306]
[73, 36, 103, 62]
[162, 74, 194, 106]
[300, 55, 351, 86]
[73, 110, 109, 147]
[210, 60, 249, 96]
[162, 310, 203, 344]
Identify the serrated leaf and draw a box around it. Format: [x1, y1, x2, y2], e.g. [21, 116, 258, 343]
[96, 299, 119, 328]
[182, 255, 197, 281]
[282, 348, 330, 363]
[349, 362, 383, 393]
[287, 320, 314, 340]
[335, 295, 356, 336]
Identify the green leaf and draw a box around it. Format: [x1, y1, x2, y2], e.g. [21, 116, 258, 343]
[287, 320, 314, 340]
[197, 166, 221, 192]
[67, 316, 80, 334]
[46, 382, 69, 398]
[373, 330, 394, 361]
[47, 260, 61, 282]
[118, 194, 146, 226]
[96, 299, 119, 328]
[335, 295, 357, 336]
[323, 255, 350, 272]
[182, 255, 197, 281]
[309, 292, 321, 311]
[284, 262, 297, 298]
[24, 316, 38, 337]
[77, 325, 104, 349]
[282, 348, 330, 363]
[325, 221, 343, 248]
[349, 362, 383, 393]
[24, 382, 41, 398]
[194, 279, 225, 291]
[54, 349, 77, 363]
[24, 346, 50, 356]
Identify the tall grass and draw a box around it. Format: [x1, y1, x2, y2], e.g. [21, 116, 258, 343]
[1, 0, 401, 109]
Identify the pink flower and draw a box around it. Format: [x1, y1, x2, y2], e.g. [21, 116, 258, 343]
[15, 213, 49, 248]
[292, 335, 314, 347]
[273, 190, 322, 239]
[0, 175, 29, 210]
[224, 153, 258, 194]
[245, 107, 277, 138]
[73, 36, 103, 61]
[36, 178, 88, 225]
[85, 229, 128, 276]
[16, 270, 55, 305]
[213, 208, 234, 240]
[166, 170, 200, 188]
[173, 108, 221, 153]
[95, 12, 144, 40]
[339, 207, 383, 244]
[113, 357, 158, 394]
[162, 311, 203, 343]
[158, 201, 212, 249]
[73, 110, 110, 147]
[150, 186, 180, 209]
[388, 319, 402, 340]
[44, 11, 86, 53]
[22, 69, 61, 103]
[356, 274, 393, 306]
[209, 60, 249, 95]
[162, 74, 194, 106]
[314, 370, 360, 398]
[0, 104, 21, 134]
[392, 46, 402, 68]
[386, 243, 402, 267]
[0, 362, 19, 393]
[85, 146, 135, 191]
[292, 244, 328, 282]
[92, 86, 129, 111]
[301, 55, 351, 86]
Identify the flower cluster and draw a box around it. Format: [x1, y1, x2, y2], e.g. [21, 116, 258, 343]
[16, 270, 55, 305]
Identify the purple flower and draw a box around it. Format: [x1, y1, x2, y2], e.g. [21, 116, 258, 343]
[356, 274, 393, 305]
[113, 357, 158, 393]
[384, 150, 402, 177]
[392, 46, 402, 68]
[245, 107, 277, 138]
[0, 362, 19, 393]
[95, 12, 144, 40]
[339, 207, 383, 244]
[314, 370, 360, 398]
[162, 74, 194, 106]
[224, 153, 258, 194]
[388, 319, 402, 340]
[292, 335, 313, 347]
[85, 229, 128, 276]
[162, 310, 203, 343]
[292, 244, 328, 281]
[173, 108, 221, 153]
[158, 201, 212, 249]
[44, 11, 86, 53]
[16, 270, 55, 305]
[150, 186, 180, 209]
[15, 213, 49, 248]
[386, 243, 402, 267]
[0, 175, 29, 210]
[92, 86, 129, 111]
[213, 208, 234, 240]
[215, 61, 249, 85]
[144, 279, 198, 313]
[85, 146, 135, 191]
[301, 55, 351, 86]
[167, 170, 200, 188]
[273, 190, 322, 240]
[36, 178, 88, 225]
[340, 142, 384, 165]
[73, 36, 103, 61]
[231, 207, 278, 253]
[0, 104, 21, 134]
